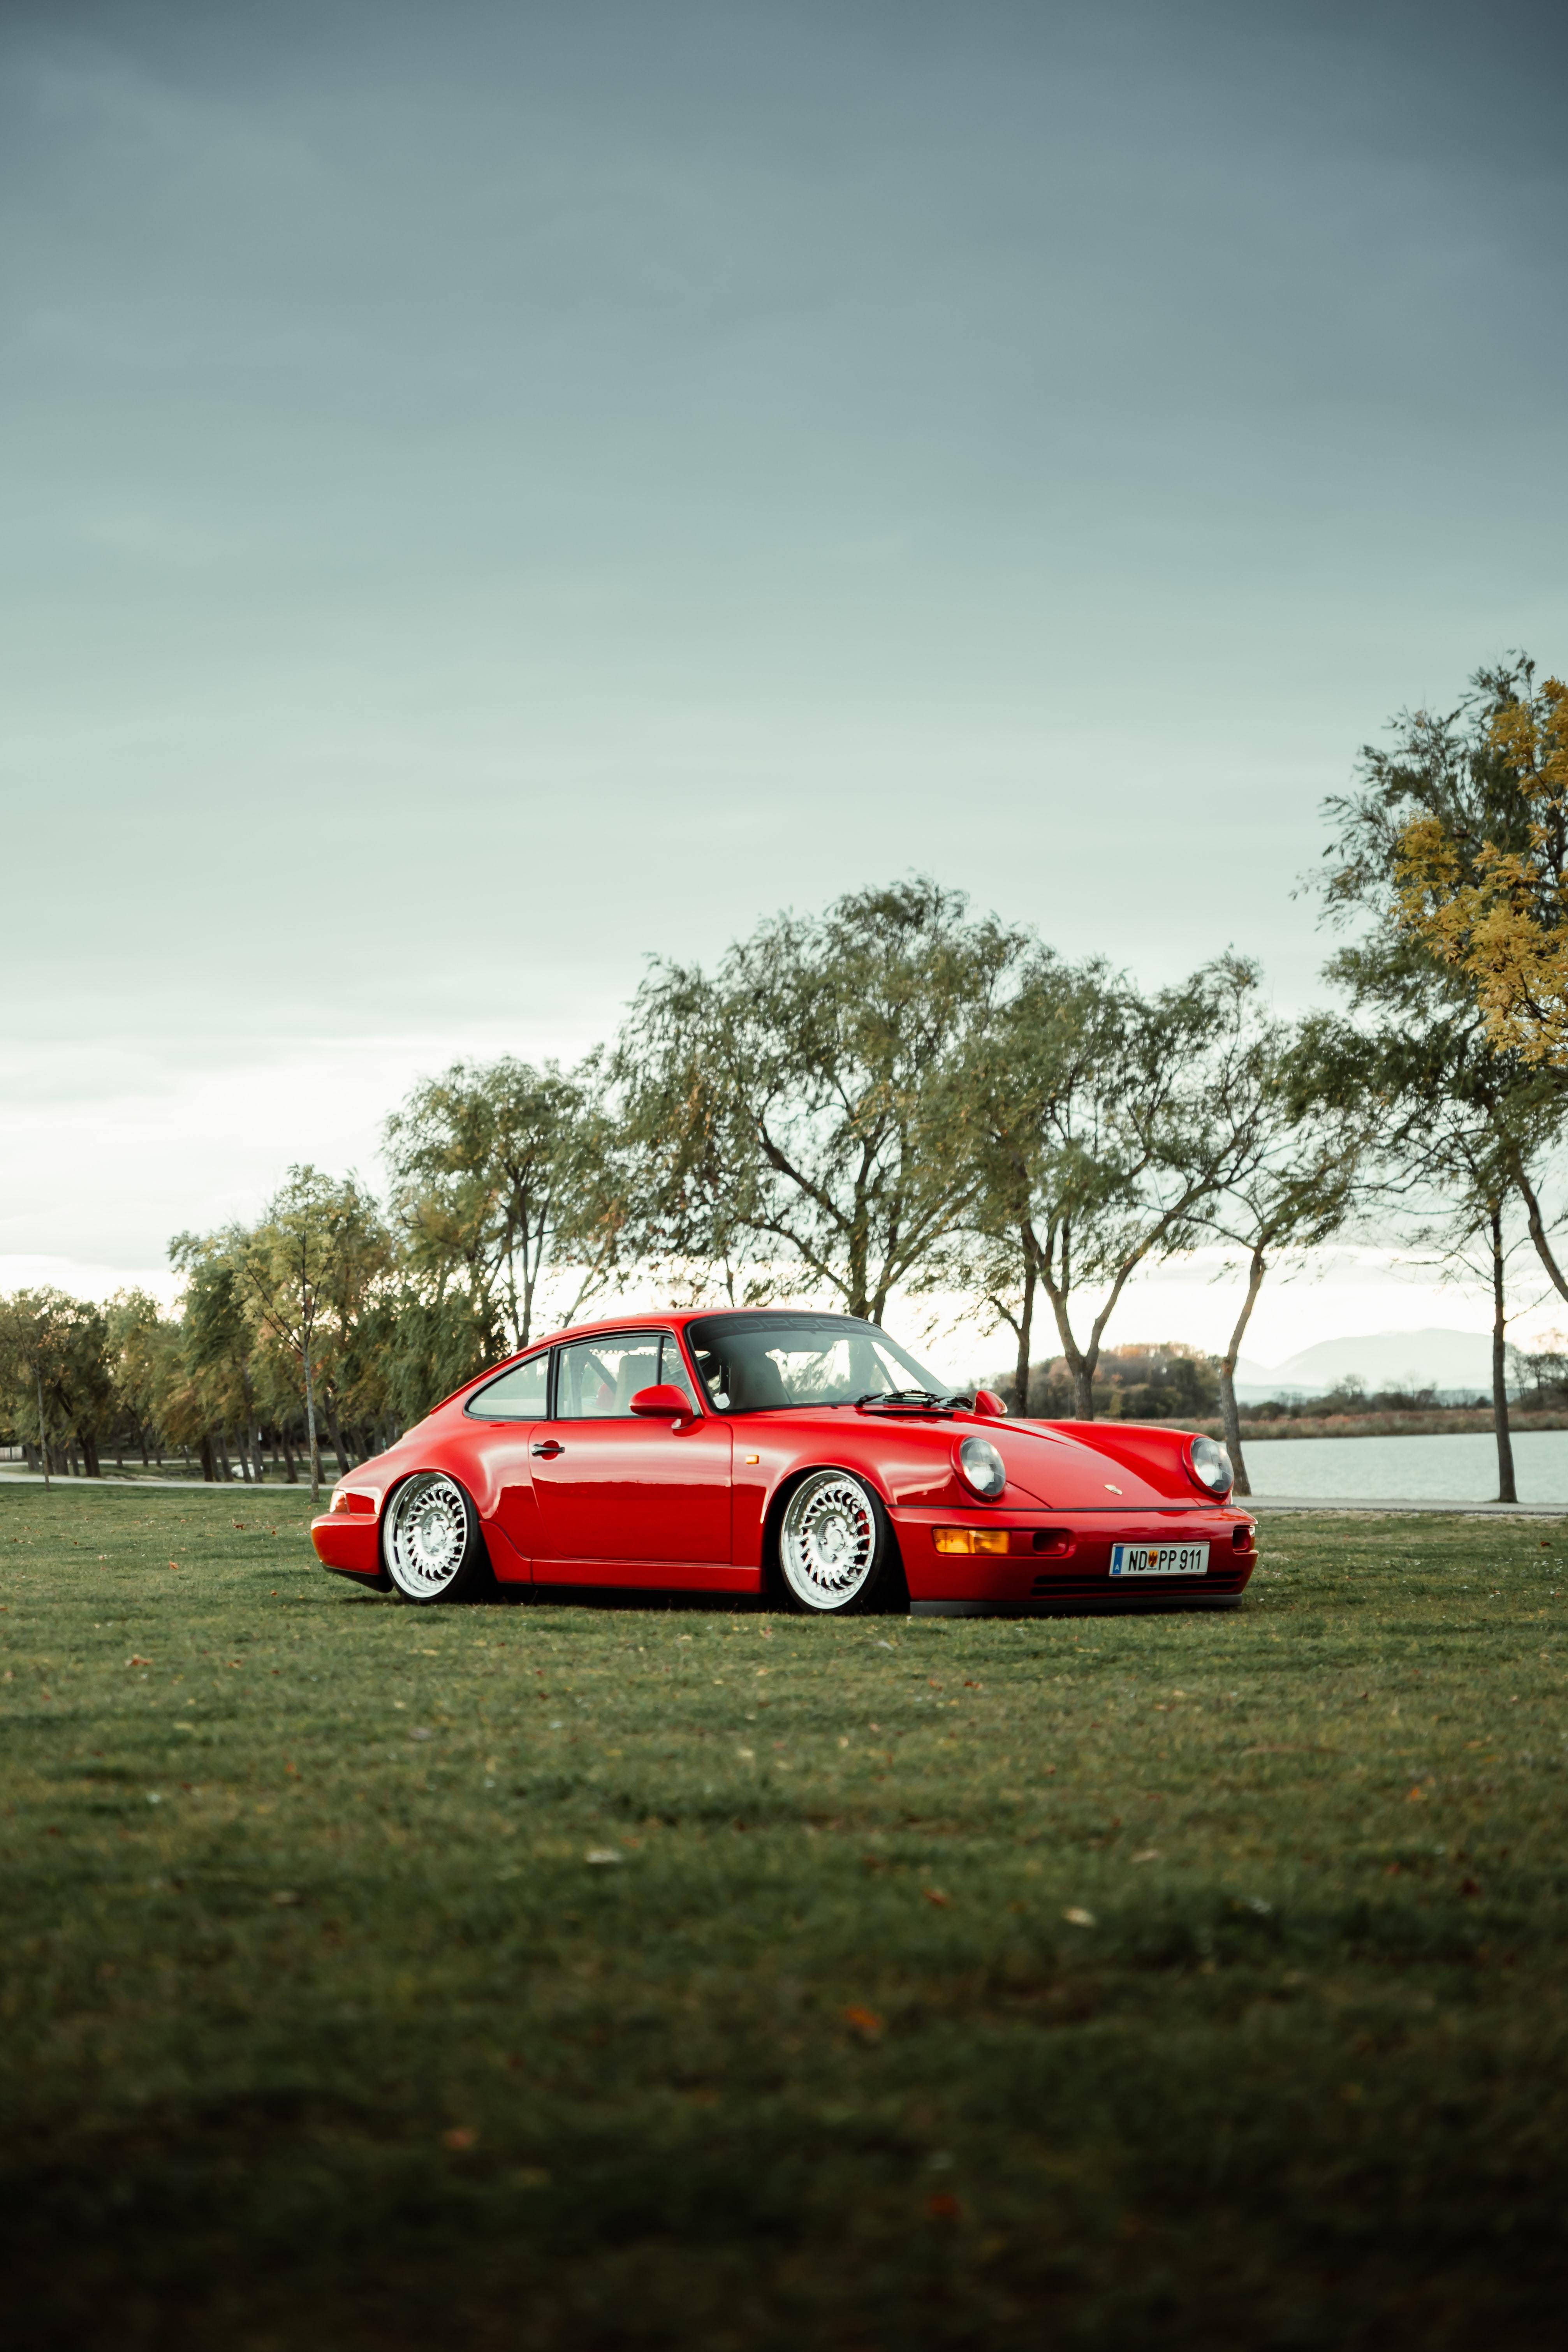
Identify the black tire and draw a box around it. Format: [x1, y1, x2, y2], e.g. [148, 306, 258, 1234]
[380, 1472, 492, 1605]
[771, 1468, 904, 1616]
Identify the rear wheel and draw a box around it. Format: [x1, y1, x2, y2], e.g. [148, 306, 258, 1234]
[381, 1473, 491, 1604]
[774, 1470, 900, 1614]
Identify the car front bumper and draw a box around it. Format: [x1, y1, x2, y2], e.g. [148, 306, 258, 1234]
[889, 1503, 1257, 1611]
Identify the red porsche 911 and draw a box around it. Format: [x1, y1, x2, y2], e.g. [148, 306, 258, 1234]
[311, 1308, 1256, 1614]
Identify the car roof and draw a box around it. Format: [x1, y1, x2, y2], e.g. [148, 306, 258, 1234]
[525, 1305, 868, 1350]
[428, 1307, 874, 1417]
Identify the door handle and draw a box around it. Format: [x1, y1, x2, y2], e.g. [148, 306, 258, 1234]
[530, 1440, 564, 1459]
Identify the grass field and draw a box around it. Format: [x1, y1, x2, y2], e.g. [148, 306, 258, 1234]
[3, 1484, 1566, 2350]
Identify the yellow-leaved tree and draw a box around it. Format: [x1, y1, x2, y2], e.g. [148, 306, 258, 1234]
[1393, 662, 1568, 1063]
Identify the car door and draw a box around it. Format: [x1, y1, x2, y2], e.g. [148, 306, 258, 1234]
[459, 1349, 553, 1574]
[529, 1330, 737, 1588]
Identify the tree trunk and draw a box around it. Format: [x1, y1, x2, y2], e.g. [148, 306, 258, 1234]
[81, 1433, 100, 1478]
[282, 1426, 299, 1485]
[1033, 1233, 1096, 1418]
[324, 1396, 350, 1477]
[216, 1430, 233, 1483]
[199, 1433, 219, 1483]
[1490, 1202, 1517, 1504]
[1218, 1245, 1268, 1500]
[1011, 1252, 1036, 1416]
[1513, 1164, 1568, 1304]
[303, 1353, 321, 1505]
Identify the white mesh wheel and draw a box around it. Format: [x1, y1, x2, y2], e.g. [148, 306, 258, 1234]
[382, 1473, 480, 1602]
[778, 1470, 882, 1613]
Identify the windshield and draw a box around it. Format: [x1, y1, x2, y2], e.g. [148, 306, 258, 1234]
[685, 1312, 949, 1414]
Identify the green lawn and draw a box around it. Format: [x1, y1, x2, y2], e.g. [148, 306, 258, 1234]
[3, 1484, 1566, 2350]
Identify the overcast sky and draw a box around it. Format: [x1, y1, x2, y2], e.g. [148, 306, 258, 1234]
[4, 0, 1567, 1351]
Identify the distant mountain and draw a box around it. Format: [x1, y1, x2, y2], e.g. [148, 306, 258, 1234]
[1240, 1329, 1493, 1399]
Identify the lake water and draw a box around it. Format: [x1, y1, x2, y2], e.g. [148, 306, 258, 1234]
[1241, 1426, 1568, 1506]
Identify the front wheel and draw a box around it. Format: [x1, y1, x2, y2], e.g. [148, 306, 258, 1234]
[774, 1470, 901, 1614]
[381, 1473, 491, 1604]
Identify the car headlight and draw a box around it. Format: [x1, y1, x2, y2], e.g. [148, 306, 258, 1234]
[1187, 1436, 1234, 1496]
[956, 1436, 1007, 1501]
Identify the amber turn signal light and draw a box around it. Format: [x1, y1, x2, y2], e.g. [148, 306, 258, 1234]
[933, 1527, 1011, 1555]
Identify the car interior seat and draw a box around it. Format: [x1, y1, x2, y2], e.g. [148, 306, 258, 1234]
[724, 1347, 790, 1412]
[613, 1352, 660, 1411]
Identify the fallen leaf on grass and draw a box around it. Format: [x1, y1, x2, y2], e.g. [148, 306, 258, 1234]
[442, 2127, 477, 2151]
[1131, 1849, 1160, 1864]
[584, 1848, 624, 1866]
[842, 2005, 885, 2042]
[926, 2192, 963, 2223]
[922, 1887, 951, 1908]
[1063, 1908, 1095, 1928]
[270, 1890, 302, 1907]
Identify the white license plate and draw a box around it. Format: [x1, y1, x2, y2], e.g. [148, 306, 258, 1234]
[1109, 1541, 1210, 1579]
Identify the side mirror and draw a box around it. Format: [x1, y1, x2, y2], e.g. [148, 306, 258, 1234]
[630, 1384, 693, 1419]
[971, 1389, 1008, 1418]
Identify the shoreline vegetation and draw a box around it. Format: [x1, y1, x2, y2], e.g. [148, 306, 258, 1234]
[1163, 1406, 1568, 1443]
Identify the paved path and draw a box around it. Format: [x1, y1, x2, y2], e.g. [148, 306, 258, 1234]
[0, 1471, 308, 1492]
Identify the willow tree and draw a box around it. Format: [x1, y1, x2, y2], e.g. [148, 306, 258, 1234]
[0, 1289, 114, 1476]
[612, 879, 1025, 1324]
[1200, 1075, 1361, 1495]
[960, 953, 1278, 1419]
[218, 1167, 390, 1503]
[384, 1056, 620, 1356]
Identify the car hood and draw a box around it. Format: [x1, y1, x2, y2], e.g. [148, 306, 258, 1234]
[800, 1407, 1207, 1511]
[989, 1418, 1210, 1507]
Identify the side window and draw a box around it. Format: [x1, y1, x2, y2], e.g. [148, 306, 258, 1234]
[556, 1334, 662, 1419]
[466, 1352, 551, 1421]
[659, 1334, 699, 1411]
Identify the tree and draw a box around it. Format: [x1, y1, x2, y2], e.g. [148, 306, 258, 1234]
[0, 1292, 62, 1481]
[936, 947, 1117, 1410]
[961, 953, 1276, 1418]
[1383, 660, 1568, 1066]
[104, 1290, 180, 1469]
[384, 1058, 619, 1354]
[167, 1244, 268, 1481]
[612, 879, 1023, 1323]
[1312, 696, 1568, 1502]
[0, 1290, 113, 1475]
[1201, 1048, 1362, 1496]
[222, 1167, 391, 1504]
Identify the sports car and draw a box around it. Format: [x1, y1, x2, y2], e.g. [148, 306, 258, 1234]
[311, 1307, 1255, 1613]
